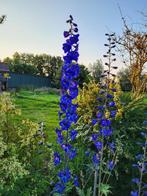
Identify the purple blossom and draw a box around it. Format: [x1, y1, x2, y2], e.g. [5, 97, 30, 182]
[92, 134, 99, 141]
[68, 148, 77, 160]
[71, 64, 80, 78]
[66, 112, 78, 123]
[54, 15, 80, 193]
[60, 118, 71, 130]
[61, 143, 72, 153]
[97, 105, 105, 110]
[54, 182, 65, 194]
[85, 151, 90, 156]
[132, 178, 140, 184]
[69, 86, 78, 99]
[108, 160, 115, 170]
[97, 97, 103, 102]
[63, 55, 72, 64]
[135, 154, 143, 160]
[130, 191, 138, 196]
[57, 133, 64, 144]
[93, 153, 100, 165]
[92, 119, 97, 125]
[111, 88, 116, 92]
[132, 164, 139, 168]
[100, 128, 112, 137]
[73, 176, 79, 187]
[144, 191, 147, 196]
[101, 119, 111, 127]
[63, 43, 71, 53]
[68, 34, 79, 44]
[70, 130, 78, 141]
[110, 110, 116, 118]
[108, 142, 115, 152]
[97, 112, 103, 118]
[108, 101, 115, 107]
[95, 141, 103, 150]
[67, 104, 78, 114]
[141, 132, 147, 137]
[63, 31, 69, 38]
[54, 152, 61, 166]
[58, 168, 71, 183]
[61, 78, 70, 90]
[107, 94, 114, 98]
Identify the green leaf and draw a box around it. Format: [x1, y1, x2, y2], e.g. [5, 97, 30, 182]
[99, 183, 112, 196]
[76, 187, 92, 196]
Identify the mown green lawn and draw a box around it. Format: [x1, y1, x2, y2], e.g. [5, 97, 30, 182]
[13, 90, 147, 143]
[13, 90, 60, 142]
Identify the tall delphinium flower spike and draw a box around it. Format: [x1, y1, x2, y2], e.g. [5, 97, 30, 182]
[92, 33, 119, 196]
[131, 114, 147, 196]
[53, 15, 80, 194]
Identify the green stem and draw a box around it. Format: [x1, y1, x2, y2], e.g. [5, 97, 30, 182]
[93, 167, 98, 196]
[98, 138, 104, 196]
[102, 151, 117, 184]
[138, 137, 146, 196]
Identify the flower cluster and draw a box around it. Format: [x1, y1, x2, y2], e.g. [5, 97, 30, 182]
[91, 33, 118, 167]
[91, 33, 119, 196]
[54, 15, 80, 194]
[131, 116, 147, 196]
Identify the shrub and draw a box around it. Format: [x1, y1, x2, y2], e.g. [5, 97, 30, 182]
[76, 80, 123, 125]
[0, 92, 56, 195]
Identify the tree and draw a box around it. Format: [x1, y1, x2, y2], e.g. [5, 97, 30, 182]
[117, 67, 132, 91]
[4, 53, 38, 75]
[78, 64, 91, 88]
[116, 15, 147, 97]
[89, 59, 104, 83]
[3, 52, 63, 79]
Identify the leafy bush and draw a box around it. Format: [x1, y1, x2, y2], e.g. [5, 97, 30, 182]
[76, 80, 123, 125]
[0, 93, 55, 195]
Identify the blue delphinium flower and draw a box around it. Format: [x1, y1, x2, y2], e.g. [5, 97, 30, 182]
[108, 142, 115, 153]
[68, 148, 77, 160]
[54, 15, 80, 194]
[110, 110, 117, 118]
[63, 31, 69, 38]
[70, 129, 78, 141]
[108, 160, 115, 170]
[58, 168, 71, 183]
[100, 128, 112, 137]
[91, 33, 119, 195]
[73, 176, 79, 187]
[54, 152, 61, 166]
[131, 115, 147, 196]
[92, 119, 97, 125]
[108, 101, 115, 107]
[93, 153, 100, 165]
[54, 182, 65, 194]
[132, 178, 140, 184]
[101, 119, 111, 127]
[95, 141, 103, 150]
[85, 151, 90, 157]
[92, 134, 99, 141]
[130, 191, 138, 196]
[97, 112, 103, 118]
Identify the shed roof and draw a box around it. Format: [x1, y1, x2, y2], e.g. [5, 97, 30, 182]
[0, 62, 10, 72]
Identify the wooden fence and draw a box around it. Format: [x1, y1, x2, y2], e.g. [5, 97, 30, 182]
[8, 73, 51, 88]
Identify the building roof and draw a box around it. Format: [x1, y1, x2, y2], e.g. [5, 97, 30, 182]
[0, 62, 10, 72]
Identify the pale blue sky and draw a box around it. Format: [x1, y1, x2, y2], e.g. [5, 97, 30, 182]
[0, 0, 146, 66]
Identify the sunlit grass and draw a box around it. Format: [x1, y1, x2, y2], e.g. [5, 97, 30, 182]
[13, 90, 60, 142]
